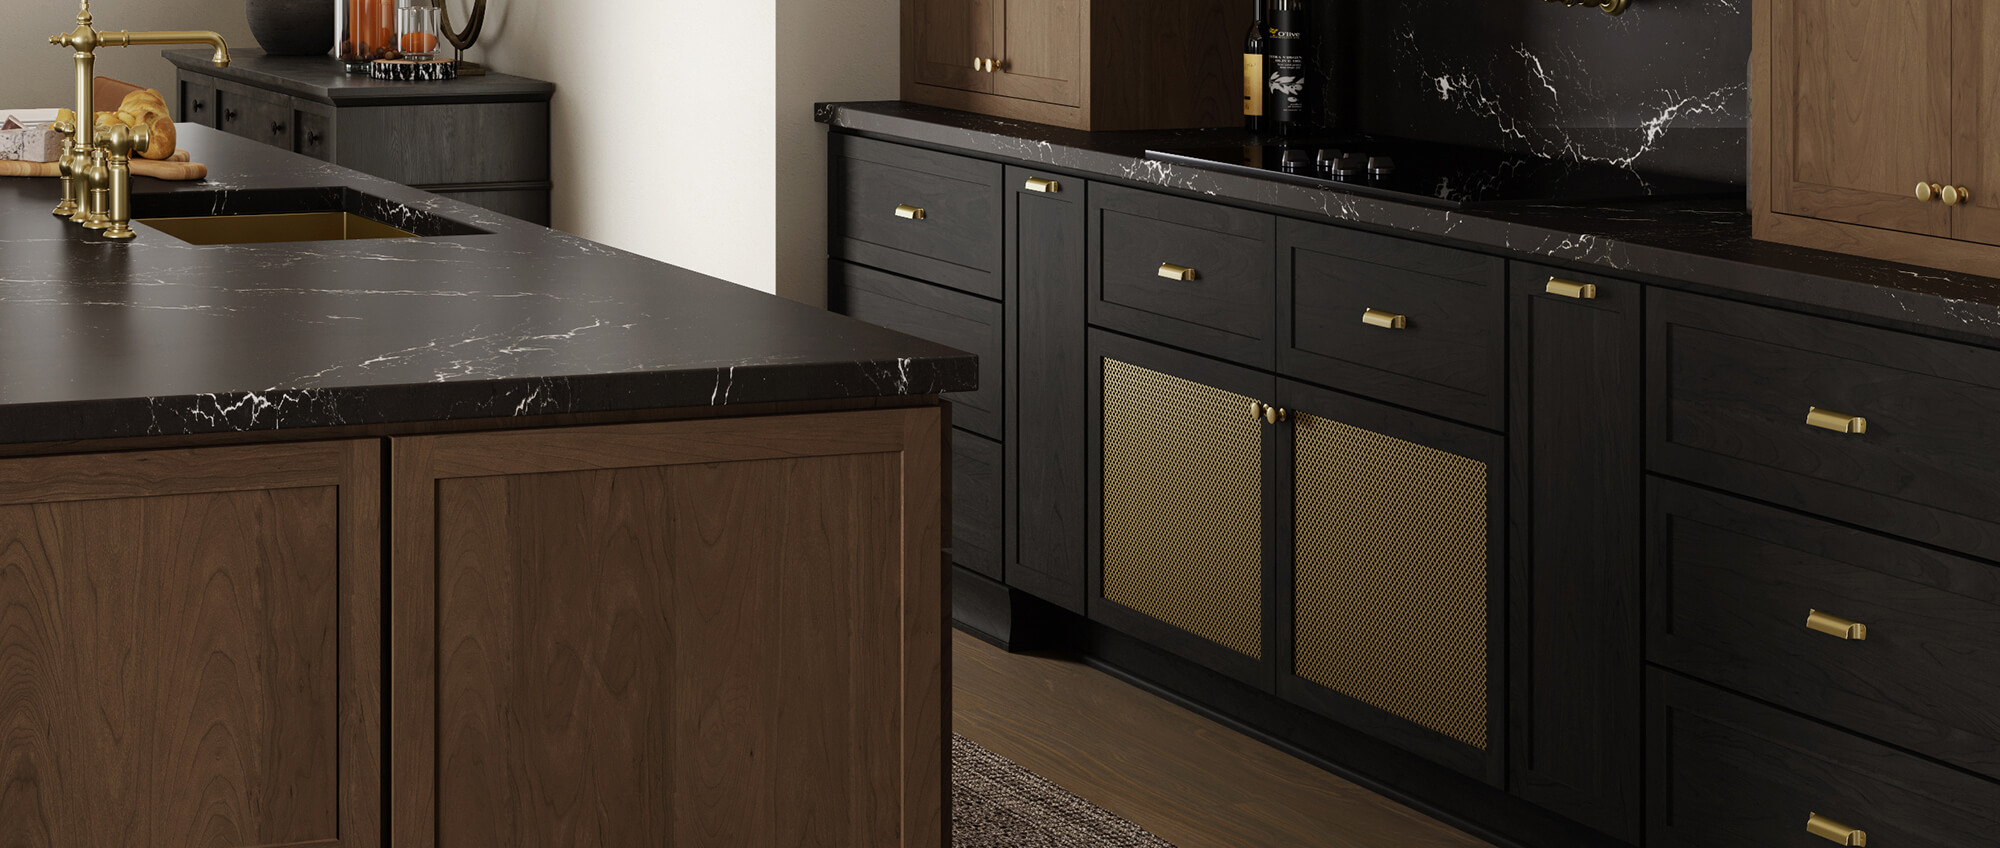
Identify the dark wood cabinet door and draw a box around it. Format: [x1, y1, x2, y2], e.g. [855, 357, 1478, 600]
[0, 441, 382, 848]
[1006, 166, 1088, 614]
[1505, 264, 1642, 841]
[178, 73, 218, 128]
[991, 0, 1082, 106]
[1767, 0, 1952, 236]
[391, 410, 945, 848]
[911, 0, 995, 93]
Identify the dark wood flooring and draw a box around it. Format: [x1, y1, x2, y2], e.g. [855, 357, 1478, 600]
[952, 629, 1495, 848]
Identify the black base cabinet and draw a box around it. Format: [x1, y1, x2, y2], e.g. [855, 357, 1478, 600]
[827, 128, 2000, 848]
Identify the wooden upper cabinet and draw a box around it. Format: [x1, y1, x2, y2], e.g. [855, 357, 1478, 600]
[992, 0, 1083, 107]
[1952, 0, 2000, 245]
[912, 0, 993, 94]
[1768, 0, 1952, 236]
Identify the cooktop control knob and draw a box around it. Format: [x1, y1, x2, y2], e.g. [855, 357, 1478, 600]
[1281, 149, 1314, 171]
[1367, 156, 1396, 177]
[1332, 155, 1368, 178]
[1316, 149, 1344, 170]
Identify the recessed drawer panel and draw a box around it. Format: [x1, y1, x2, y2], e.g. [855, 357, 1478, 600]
[832, 261, 1000, 439]
[951, 428, 1003, 581]
[1648, 669, 2000, 848]
[832, 135, 1003, 299]
[1089, 183, 1275, 367]
[1649, 479, 2000, 779]
[178, 75, 218, 129]
[216, 82, 294, 151]
[1650, 288, 2000, 562]
[1278, 219, 1506, 429]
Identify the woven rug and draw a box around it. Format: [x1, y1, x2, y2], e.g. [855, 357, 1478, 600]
[953, 733, 1177, 848]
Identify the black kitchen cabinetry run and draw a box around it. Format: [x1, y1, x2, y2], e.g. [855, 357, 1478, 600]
[826, 126, 2000, 848]
[166, 48, 554, 225]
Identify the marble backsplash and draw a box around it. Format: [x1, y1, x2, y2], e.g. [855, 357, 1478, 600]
[1313, 0, 1750, 183]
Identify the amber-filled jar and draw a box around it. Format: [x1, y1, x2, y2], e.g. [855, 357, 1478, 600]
[343, 0, 395, 61]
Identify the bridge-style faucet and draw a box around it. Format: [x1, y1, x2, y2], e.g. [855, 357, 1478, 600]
[48, 0, 228, 239]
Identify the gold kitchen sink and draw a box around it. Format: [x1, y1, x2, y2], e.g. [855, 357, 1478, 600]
[138, 211, 418, 245]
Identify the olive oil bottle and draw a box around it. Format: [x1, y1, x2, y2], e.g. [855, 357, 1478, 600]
[1267, 0, 1309, 135]
[1244, 0, 1267, 133]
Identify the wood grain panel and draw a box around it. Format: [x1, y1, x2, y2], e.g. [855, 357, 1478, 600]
[1951, 0, 2000, 245]
[1770, 0, 1951, 235]
[395, 409, 944, 848]
[912, 0, 994, 93]
[1089, 183, 1276, 368]
[0, 440, 379, 848]
[832, 134, 1005, 299]
[992, 0, 1082, 106]
[334, 102, 551, 185]
[833, 261, 1003, 439]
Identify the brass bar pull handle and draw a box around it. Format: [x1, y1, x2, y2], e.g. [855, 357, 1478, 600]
[1362, 309, 1408, 330]
[1158, 263, 1197, 281]
[1806, 610, 1867, 640]
[894, 204, 927, 221]
[1806, 813, 1868, 846]
[1806, 407, 1867, 435]
[1025, 177, 1061, 193]
[1546, 277, 1598, 299]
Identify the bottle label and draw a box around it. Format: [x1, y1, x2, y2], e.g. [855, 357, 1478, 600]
[1268, 16, 1307, 122]
[1244, 54, 1264, 117]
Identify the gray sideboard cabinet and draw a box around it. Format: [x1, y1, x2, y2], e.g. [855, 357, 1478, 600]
[166, 48, 553, 225]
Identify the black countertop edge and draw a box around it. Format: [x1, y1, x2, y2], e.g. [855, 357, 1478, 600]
[0, 124, 974, 447]
[817, 101, 2000, 348]
[166, 49, 555, 107]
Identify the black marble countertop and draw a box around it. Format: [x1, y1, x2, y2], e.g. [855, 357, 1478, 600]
[165, 48, 554, 105]
[0, 124, 973, 446]
[819, 101, 2000, 346]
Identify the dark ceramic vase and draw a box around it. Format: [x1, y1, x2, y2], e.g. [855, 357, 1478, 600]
[246, 0, 335, 56]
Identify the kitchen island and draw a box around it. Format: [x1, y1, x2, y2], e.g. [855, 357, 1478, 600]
[0, 124, 971, 848]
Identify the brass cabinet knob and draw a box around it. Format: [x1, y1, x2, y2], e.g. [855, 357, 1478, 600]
[1024, 177, 1061, 193]
[894, 204, 926, 220]
[1158, 262, 1197, 281]
[1917, 182, 1941, 202]
[1944, 185, 1971, 206]
[1250, 400, 1265, 422]
[1266, 406, 1287, 424]
[1806, 610, 1868, 641]
[972, 57, 995, 73]
[1806, 813, 1868, 846]
[1805, 406, 1867, 435]
[1362, 308, 1408, 330]
[1545, 277, 1598, 299]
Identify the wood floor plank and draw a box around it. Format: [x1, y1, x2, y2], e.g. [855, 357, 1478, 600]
[951, 629, 1493, 848]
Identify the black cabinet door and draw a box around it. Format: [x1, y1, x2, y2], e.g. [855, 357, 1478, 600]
[1275, 377, 1506, 786]
[1506, 263, 1643, 841]
[1006, 166, 1088, 613]
[1088, 329, 1278, 689]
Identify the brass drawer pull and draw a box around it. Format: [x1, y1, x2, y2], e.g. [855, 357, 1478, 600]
[1806, 407, 1867, 435]
[1806, 813, 1868, 846]
[1248, 401, 1287, 425]
[894, 204, 927, 221]
[1362, 309, 1408, 330]
[1158, 263, 1197, 281]
[1546, 277, 1598, 299]
[1806, 610, 1867, 641]
[1025, 177, 1061, 193]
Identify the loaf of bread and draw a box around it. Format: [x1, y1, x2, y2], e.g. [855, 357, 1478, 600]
[84, 90, 176, 159]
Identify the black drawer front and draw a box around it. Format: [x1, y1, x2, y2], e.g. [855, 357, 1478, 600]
[1650, 288, 2000, 563]
[832, 261, 1001, 439]
[1648, 669, 2000, 848]
[1649, 479, 2000, 779]
[832, 135, 1003, 299]
[295, 110, 332, 161]
[216, 83, 293, 150]
[951, 428, 1004, 581]
[178, 75, 218, 129]
[1089, 183, 1276, 368]
[1278, 219, 1506, 429]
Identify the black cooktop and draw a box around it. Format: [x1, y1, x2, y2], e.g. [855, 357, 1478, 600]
[1146, 135, 1741, 208]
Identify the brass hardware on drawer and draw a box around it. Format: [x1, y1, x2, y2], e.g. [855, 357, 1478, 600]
[1158, 263, 1197, 281]
[894, 204, 927, 221]
[1362, 309, 1408, 330]
[1944, 185, 1971, 206]
[1545, 277, 1598, 299]
[1806, 609, 1868, 641]
[1806, 813, 1868, 846]
[1024, 177, 1061, 193]
[1917, 182, 1941, 203]
[1805, 407, 1867, 435]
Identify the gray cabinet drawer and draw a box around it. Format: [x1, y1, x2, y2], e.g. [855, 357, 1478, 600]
[216, 82, 294, 150]
[1277, 219, 1505, 429]
[178, 75, 218, 129]
[333, 101, 551, 186]
[295, 110, 332, 161]
[832, 261, 1001, 439]
[1649, 288, 2000, 562]
[832, 135, 1004, 299]
[1089, 183, 1275, 367]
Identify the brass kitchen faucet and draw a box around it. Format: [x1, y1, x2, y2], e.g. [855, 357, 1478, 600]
[48, 0, 229, 239]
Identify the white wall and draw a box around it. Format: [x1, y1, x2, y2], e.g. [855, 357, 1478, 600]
[6, 0, 257, 108]
[467, 0, 899, 305]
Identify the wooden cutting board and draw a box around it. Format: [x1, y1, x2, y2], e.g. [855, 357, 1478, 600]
[0, 149, 205, 180]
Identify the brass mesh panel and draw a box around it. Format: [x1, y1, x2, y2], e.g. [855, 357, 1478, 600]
[1101, 358, 1263, 659]
[1292, 413, 1489, 750]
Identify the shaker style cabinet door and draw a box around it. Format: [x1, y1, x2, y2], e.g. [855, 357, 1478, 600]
[990, 0, 1083, 106]
[0, 441, 382, 848]
[911, 0, 996, 94]
[1766, 0, 1953, 236]
[1950, 0, 2000, 245]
